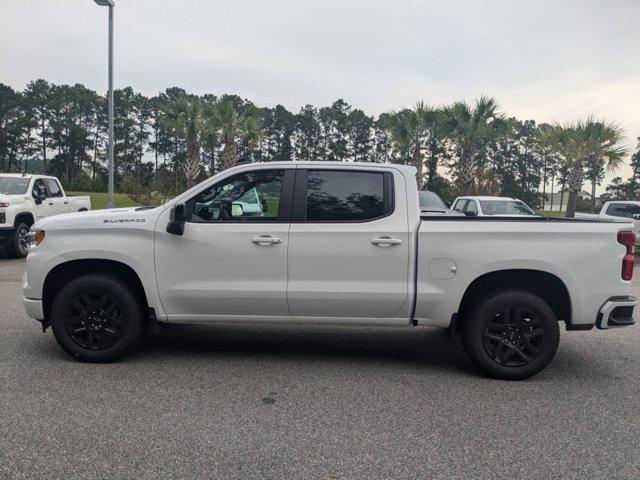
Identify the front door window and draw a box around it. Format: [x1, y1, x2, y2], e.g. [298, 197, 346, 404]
[190, 170, 284, 222]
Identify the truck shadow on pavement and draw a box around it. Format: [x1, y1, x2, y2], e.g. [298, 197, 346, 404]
[132, 324, 621, 381]
[137, 323, 476, 376]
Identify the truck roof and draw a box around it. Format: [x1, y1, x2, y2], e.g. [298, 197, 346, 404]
[604, 200, 640, 205]
[457, 196, 519, 201]
[0, 173, 59, 180]
[232, 161, 417, 175]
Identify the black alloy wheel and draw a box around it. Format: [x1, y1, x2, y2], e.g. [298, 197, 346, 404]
[51, 273, 146, 362]
[63, 292, 126, 350]
[482, 307, 545, 367]
[461, 289, 560, 380]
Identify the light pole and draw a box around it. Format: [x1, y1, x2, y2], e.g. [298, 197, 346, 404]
[93, 0, 115, 208]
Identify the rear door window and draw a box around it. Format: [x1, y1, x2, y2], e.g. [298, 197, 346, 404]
[303, 170, 392, 222]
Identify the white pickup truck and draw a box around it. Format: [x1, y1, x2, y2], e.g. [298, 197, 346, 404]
[452, 196, 537, 217]
[22, 162, 636, 379]
[575, 201, 640, 246]
[0, 174, 91, 257]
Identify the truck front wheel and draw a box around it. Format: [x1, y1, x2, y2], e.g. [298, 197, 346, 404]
[461, 289, 560, 380]
[9, 222, 31, 258]
[50, 274, 146, 362]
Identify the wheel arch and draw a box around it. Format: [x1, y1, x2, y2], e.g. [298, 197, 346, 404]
[14, 212, 35, 227]
[42, 259, 149, 322]
[457, 269, 572, 329]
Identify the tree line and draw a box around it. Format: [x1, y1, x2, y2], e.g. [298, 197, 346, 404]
[1, 79, 638, 216]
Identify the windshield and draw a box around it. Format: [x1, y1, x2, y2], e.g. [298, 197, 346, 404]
[418, 191, 447, 211]
[479, 200, 536, 215]
[0, 176, 30, 195]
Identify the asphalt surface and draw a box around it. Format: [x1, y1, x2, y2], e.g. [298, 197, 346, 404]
[0, 258, 639, 480]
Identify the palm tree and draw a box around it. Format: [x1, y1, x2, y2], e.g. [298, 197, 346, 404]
[536, 123, 554, 210]
[547, 122, 585, 218]
[381, 102, 445, 189]
[420, 105, 446, 190]
[548, 119, 625, 218]
[381, 104, 427, 186]
[584, 120, 625, 212]
[161, 94, 206, 188]
[442, 96, 506, 195]
[207, 98, 262, 170]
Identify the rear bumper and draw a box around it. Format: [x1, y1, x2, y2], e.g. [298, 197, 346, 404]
[596, 296, 637, 329]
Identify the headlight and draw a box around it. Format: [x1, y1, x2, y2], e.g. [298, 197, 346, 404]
[0, 202, 9, 208]
[28, 230, 46, 248]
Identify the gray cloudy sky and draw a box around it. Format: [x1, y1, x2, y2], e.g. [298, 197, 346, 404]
[1, 0, 639, 182]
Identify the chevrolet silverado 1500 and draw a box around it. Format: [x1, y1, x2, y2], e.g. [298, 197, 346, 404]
[22, 162, 636, 379]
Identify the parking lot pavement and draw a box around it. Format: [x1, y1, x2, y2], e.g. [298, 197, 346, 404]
[1, 258, 639, 480]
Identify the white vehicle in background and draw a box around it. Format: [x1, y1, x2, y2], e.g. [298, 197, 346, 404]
[452, 196, 537, 217]
[575, 201, 640, 245]
[0, 174, 91, 257]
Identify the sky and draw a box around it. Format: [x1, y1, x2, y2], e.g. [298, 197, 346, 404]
[1, 0, 639, 188]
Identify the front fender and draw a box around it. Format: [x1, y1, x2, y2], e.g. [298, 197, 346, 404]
[24, 228, 167, 321]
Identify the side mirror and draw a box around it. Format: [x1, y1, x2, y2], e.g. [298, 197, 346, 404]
[464, 210, 477, 217]
[166, 203, 186, 235]
[34, 191, 46, 205]
[633, 214, 640, 220]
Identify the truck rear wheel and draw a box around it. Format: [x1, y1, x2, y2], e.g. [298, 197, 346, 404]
[461, 289, 560, 380]
[50, 273, 146, 362]
[9, 222, 31, 258]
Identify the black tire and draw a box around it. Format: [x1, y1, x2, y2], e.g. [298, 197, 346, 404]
[461, 289, 560, 380]
[9, 222, 31, 258]
[51, 273, 146, 362]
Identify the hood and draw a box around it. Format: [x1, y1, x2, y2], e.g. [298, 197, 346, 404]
[0, 193, 28, 203]
[34, 206, 164, 231]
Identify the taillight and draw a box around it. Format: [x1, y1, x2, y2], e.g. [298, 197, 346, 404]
[617, 230, 635, 281]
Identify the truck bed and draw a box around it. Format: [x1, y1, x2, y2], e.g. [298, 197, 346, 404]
[414, 215, 633, 328]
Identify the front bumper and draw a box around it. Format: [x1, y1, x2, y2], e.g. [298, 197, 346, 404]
[23, 297, 44, 321]
[596, 296, 637, 329]
[0, 226, 15, 247]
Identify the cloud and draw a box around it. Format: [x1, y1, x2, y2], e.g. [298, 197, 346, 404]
[1, 0, 639, 185]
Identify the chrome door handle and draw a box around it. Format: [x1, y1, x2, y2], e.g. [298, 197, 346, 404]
[371, 237, 402, 246]
[251, 235, 282, 245]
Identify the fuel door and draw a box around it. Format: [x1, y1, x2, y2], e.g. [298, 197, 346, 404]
[429, 258, 457, 280]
